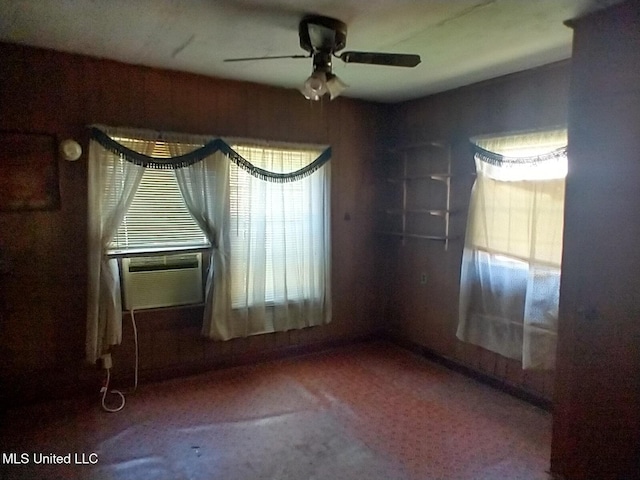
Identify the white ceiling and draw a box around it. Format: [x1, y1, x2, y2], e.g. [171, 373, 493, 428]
[0, 0, 621, 103]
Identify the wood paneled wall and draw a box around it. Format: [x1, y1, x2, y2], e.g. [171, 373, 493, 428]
[380, 61, 572, 401]
[551, 2, 640, 478]
[0, 43, 385, 406]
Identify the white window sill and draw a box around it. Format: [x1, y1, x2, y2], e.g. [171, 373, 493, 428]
[107, 245, 211, 259]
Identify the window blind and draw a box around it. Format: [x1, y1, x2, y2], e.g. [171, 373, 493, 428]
[469, 129, 567, 266]
[109, 140, 209, 253]
[229, 145, 324, 306]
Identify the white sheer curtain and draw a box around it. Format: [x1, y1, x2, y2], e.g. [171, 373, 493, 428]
[171, 142, 231, 340]
[88, 127, 331, 351]
[226, 145, 331, 338]
[457, 130, 567, 369]
[86, 129, 150, 364]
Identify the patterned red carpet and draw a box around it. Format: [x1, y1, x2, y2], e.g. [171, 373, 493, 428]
[0, 342, 553, 479]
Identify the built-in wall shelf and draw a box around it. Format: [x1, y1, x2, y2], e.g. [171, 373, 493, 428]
[379, 140, 453, 250]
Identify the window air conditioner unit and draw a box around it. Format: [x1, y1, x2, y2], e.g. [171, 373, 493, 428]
[122, 253, 204, 310]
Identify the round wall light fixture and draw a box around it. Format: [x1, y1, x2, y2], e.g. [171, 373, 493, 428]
[60, 139, 82, 161]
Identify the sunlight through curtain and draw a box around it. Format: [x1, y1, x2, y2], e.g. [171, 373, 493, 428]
[457, 130, 567, 369]
[87, 127, 331, 362]
[86, 130, 149, 363]
[226, 145, 332, 338]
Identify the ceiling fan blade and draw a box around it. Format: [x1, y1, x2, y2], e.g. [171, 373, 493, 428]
[338, 51, 421, 67]
[224, 54, 309, 62]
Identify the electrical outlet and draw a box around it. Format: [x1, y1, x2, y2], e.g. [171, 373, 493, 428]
[420, 272, 427, 285]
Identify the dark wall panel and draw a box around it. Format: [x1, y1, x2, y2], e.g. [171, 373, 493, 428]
[381, 61, 572, 401]
[551, 2, 640, 478]
[0, 43, 385, 406]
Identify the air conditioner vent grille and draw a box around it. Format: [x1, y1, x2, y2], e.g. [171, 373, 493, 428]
[122, 253, 203, 310]
[128, 254, 200, 272]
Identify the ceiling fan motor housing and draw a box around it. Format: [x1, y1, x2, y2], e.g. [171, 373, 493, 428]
[299, 15, 347, 53]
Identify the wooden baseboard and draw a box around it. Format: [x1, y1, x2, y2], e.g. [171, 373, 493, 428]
[386, 335, 553, 411]
[111, 333, 381, 389]
[1, 333, 380, 410]
[3, 332, 551, 413]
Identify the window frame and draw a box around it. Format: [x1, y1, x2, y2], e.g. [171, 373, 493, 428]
[227, 142, 330, 309]
[104, 134, 330, 314]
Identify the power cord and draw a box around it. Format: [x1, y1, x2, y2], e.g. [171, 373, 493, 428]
[100, 309, 139, 413]
[100, 368, 125, 413]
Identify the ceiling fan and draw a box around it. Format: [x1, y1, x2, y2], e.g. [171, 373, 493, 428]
[224, 15, 421, 101]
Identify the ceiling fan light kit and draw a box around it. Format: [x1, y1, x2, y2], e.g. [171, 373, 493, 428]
[301, 71, 328, 100]
[301, 71, 348, 101]
[225, 15, 420, 101]
[325, 73, 348, 100]
[300, 49, 348, 101]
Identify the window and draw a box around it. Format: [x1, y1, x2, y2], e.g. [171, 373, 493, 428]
[468, 131, 566, 265]
[107, 139, 327, 312]
[87, 126, 330, 361]
[228, 144, 328, 309]
[109, 139, 208, 254]
[458, 129, 567, 369]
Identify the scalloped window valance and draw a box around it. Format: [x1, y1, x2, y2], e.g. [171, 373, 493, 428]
[471, 143, 567, 167]
[469, 129, 567, 182]
[89, 127, 331, 183]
